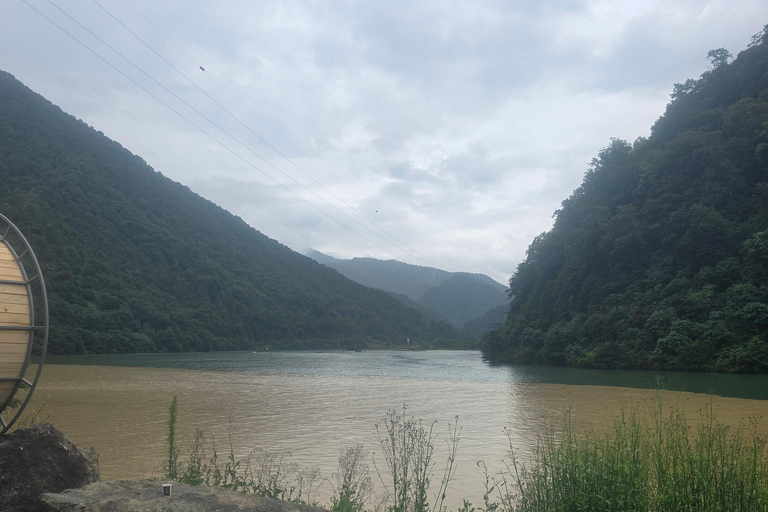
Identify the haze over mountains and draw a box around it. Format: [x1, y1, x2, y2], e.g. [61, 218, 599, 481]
[307, 250, 509, 330]
[0, 70, 461, 354]
[3, 29, 767, 373]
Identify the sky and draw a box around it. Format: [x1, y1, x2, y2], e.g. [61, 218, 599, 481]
[1, 1, 766, 284]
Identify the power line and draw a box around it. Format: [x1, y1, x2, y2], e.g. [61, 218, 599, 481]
[93, 0, 441, 268]
[120, 0, 444, 269]
[29, 0, 427, 264]
[20, 0, 409, 260]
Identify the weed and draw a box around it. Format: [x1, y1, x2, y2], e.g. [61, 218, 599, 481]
[159, 394, 768, 511]
[332, 444, 373, 512]
[163, 398, 323, 504]
[374, 405, 461, 512]
[162, 395, 180, 481]
[482, 394, 768, 512]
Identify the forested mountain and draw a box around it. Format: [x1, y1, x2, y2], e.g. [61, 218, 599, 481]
[307, 251, 508, 328]
[307, 251, 452, 299]
[383, 292, 454, 326]
[420, 273, 509, 326]
[484, 32, 768, 373]
[0, 70, 460, 355]
[463, 304, 508, 339]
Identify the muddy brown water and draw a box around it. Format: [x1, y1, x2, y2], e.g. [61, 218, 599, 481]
[16, 352, 768, 509]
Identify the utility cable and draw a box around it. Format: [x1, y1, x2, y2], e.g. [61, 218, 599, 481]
[127, 0, 424, 256]
[20, 0, 406, 261]
[93, 0, 441, 268]
[121, 0, 443, 269]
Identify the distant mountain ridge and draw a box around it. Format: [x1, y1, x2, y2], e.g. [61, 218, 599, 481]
[463, 304, 508, 339]
[0, 70, 460, 354]
[307, 250, 509, 329]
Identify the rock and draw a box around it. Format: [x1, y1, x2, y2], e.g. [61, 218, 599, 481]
[40, 479, 331, 512]
[0, 423, 100, 511]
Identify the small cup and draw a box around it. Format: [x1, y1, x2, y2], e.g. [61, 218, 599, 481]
[163, 483, 172, 496]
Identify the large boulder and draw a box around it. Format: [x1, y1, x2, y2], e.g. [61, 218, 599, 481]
[0, 423, 100, 511]
[40, 479, 330, 512]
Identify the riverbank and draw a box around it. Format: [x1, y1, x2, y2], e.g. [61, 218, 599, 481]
[159, 393, 768, 512]
[18, 358, 768, 510]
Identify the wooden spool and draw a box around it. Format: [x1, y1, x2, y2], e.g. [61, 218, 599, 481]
[0, 214, 48, 434]
[0, 242, 30, 408]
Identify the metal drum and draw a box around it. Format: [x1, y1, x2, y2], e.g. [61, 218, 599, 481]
[0, 214, 49, 435]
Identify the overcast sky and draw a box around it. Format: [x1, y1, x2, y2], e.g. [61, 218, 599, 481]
[2, 0, 766, 283]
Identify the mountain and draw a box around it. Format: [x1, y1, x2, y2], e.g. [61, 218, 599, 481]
[419, 273, 509, 326]
[384, 292, 454, 326]
[0, 70, 460, 355]
[308, 251, 508, 329]
[305, 249, 341, 266]
[309, 254, 452, 300]
[484, 33, 768, 373]
[462, 304, 508, 339]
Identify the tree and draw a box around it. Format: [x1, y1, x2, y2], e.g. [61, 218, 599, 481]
[483, 38, 768, 373]
[707, 48, 732, 69]
[748, 24, 768, 48]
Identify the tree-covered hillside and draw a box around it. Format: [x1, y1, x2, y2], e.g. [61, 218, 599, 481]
[309, 253, 452, 300]
[308, 251, 508, 328]
[0, 71, 459, 355]
[419, 273, 508, 327]
[484, 31, 768, 373]
[463, 304, 508, 339]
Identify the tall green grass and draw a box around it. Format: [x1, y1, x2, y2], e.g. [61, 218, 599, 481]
[162, 402, 458, 511]
[485, 395, 768, 512]
[163, 413, 322, 503]
[163, 395, 768, 512]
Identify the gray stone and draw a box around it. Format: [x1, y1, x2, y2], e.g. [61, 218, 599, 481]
[0, 423, 100, 511]
[40, 479, 331, 512]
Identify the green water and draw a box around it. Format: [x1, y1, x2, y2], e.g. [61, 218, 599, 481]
[40, 350, 768, 400]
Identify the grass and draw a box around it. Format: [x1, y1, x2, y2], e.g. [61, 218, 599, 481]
[332, 444, 373, 512]
[162, 402, 459, 511]
[163, 394, 768, 512]
[163, 411, 322, 503]
[482, 394, 768, 512]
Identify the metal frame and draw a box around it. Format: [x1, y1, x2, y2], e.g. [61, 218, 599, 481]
[0, 213, 49, 435]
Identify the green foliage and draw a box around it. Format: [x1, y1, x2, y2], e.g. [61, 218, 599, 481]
[418, 274, 509, 328]
[4, 378, 29, 412]
[316, 254, 508, 329]
[331, 445, 373, 512]
[163, 395, 180, 481]
[462, 305, 509, 340]
[484, 37, 768, 373]
[163, 397, 768, 512]
[479, 396, 768, 512]
[708, 48, 733, 69]
[6, 400, 52, 433]
[164, 400, 322, 503]
[0, 70, 461, 354]
[163, 400, 464, 511]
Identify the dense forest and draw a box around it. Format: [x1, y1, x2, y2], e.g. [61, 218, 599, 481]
[308, 250, 509, 328]
[0, 70, 461, 355]
[484, 30, 768, 373]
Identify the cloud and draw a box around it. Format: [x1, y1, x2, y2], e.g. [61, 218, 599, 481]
[2, 0, 766, 283]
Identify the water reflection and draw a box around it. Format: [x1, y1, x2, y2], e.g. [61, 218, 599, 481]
[42, 350, 768, 400]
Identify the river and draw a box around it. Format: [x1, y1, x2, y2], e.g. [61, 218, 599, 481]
[18, 350, 768, 509]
